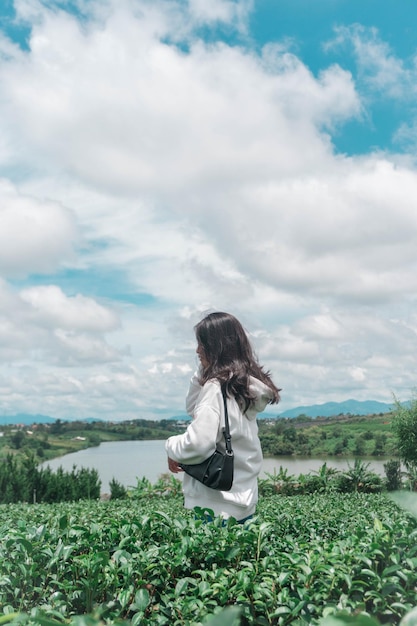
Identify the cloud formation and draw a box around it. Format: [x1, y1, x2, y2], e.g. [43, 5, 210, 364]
[0, 0, 416, 419]
[327, 24, 412, 99]
[0, 180, 78, 277]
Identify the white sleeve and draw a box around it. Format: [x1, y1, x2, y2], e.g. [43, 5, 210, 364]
[166, 381, 222, 464]
[185, 369, 202, 416]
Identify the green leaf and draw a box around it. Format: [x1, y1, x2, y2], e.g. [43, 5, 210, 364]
[400, 606, 417, 626]
[132, 588, 150, 611]
[319, 614, 381, 626]
[203, 606, 241, 626]
[198, 581, 212, 596]
[117, 587, 134, 609]
[271, 606, 291, 617]
[358, 568, 379, 579]
[175, 578, 189, 597]
[68, 617, 99, 626]
[6, 538, 33, 554]
[277, 571, 291, 585]
[0, 614, 20, 625]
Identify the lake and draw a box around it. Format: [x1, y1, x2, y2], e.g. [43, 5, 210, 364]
[41, 440, 390, 494]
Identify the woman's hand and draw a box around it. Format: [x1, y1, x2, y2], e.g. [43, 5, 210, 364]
[168, 457, 183, 473]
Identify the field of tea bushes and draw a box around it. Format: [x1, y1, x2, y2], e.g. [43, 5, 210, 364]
[1, 493, 417, 626]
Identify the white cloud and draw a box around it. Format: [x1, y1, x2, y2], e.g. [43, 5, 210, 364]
[294, 313, 343, 340]
[53, 329, 125, 365]
[326, 24, 412, 99]
[0, 3, 360, 195]
[188, 0, 253, 31]
[394, 120, 417, 151]
[0, 32, 24, 62]
[0, 1, 415, 418]
[0, 180, 78, 278]
[0, 280, 123, 369]
[21, 285, 119, 332]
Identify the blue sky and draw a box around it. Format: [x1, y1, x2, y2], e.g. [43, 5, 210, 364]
[253, 0, 416, 154]
[250, 0, 417, 155]
[0, 0, 417, 420]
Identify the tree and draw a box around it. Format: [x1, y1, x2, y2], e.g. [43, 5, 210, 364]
[384, 460, 402, 491]
[273, 419, 286, 435]
[392, 394, 417, 471]
[353, 438, 366, 456]
[362, 430, 374, 440]
[10, 429, 26, 449]
[109, 478, 128, 500]
[282, 426, 297, 442]
[50, 419, 64, 435]
[297, 432, 309, 446]
[87, 433, 101, 447]
[372, 434, 387, 456]
[21, 452, 38, 502]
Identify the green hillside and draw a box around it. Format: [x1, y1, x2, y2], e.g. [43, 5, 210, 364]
[259, 412, 398, 458]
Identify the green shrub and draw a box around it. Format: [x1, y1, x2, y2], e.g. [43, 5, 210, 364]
[1, 492, 417, 624]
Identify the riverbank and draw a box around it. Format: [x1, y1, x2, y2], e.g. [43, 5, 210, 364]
[1, 411, 398, 468]
[41, 439, 392, 494]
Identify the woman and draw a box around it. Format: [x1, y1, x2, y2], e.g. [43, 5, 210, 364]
[166, 311, 280, 522]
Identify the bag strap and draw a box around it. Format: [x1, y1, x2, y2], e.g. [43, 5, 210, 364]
[221, 388, 233, 455]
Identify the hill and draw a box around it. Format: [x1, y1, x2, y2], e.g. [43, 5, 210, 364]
[0, 414, 101, 426]
[277, 399, 394, 419]
[167, 399, 395, 421]
[0, 399, 397, 426]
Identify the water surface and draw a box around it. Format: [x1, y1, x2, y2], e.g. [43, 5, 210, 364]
[42, 439, 390, 494]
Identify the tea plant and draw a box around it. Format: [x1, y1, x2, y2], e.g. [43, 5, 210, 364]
[1, 493, 417, 625]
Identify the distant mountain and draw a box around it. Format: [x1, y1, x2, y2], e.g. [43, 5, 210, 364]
[277, 399, 394, 419]
[0, 414, 101, 426]
[166, 399, 395, 421]
[0, 399, 397, 426]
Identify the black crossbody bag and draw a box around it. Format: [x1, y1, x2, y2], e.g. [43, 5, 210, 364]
[179, 388, 234, 491]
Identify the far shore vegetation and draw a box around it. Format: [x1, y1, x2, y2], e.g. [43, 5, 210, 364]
[0, 410, 399, 465]
[1, 395, 416, 504]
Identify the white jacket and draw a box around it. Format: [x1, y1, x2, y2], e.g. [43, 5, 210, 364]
[165, 371, 274, 520]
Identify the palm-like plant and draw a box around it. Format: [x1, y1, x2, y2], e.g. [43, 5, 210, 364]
[341, 459, 381, 493]
[403, 464, 417, 492]
[263, 466, 296, 493]
[312, 462, 339, 492]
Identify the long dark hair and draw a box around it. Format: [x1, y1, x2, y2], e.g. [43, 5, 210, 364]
[195, 312, 280, 411]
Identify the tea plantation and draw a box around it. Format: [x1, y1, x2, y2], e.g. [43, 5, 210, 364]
[1, 491, 417, 626]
